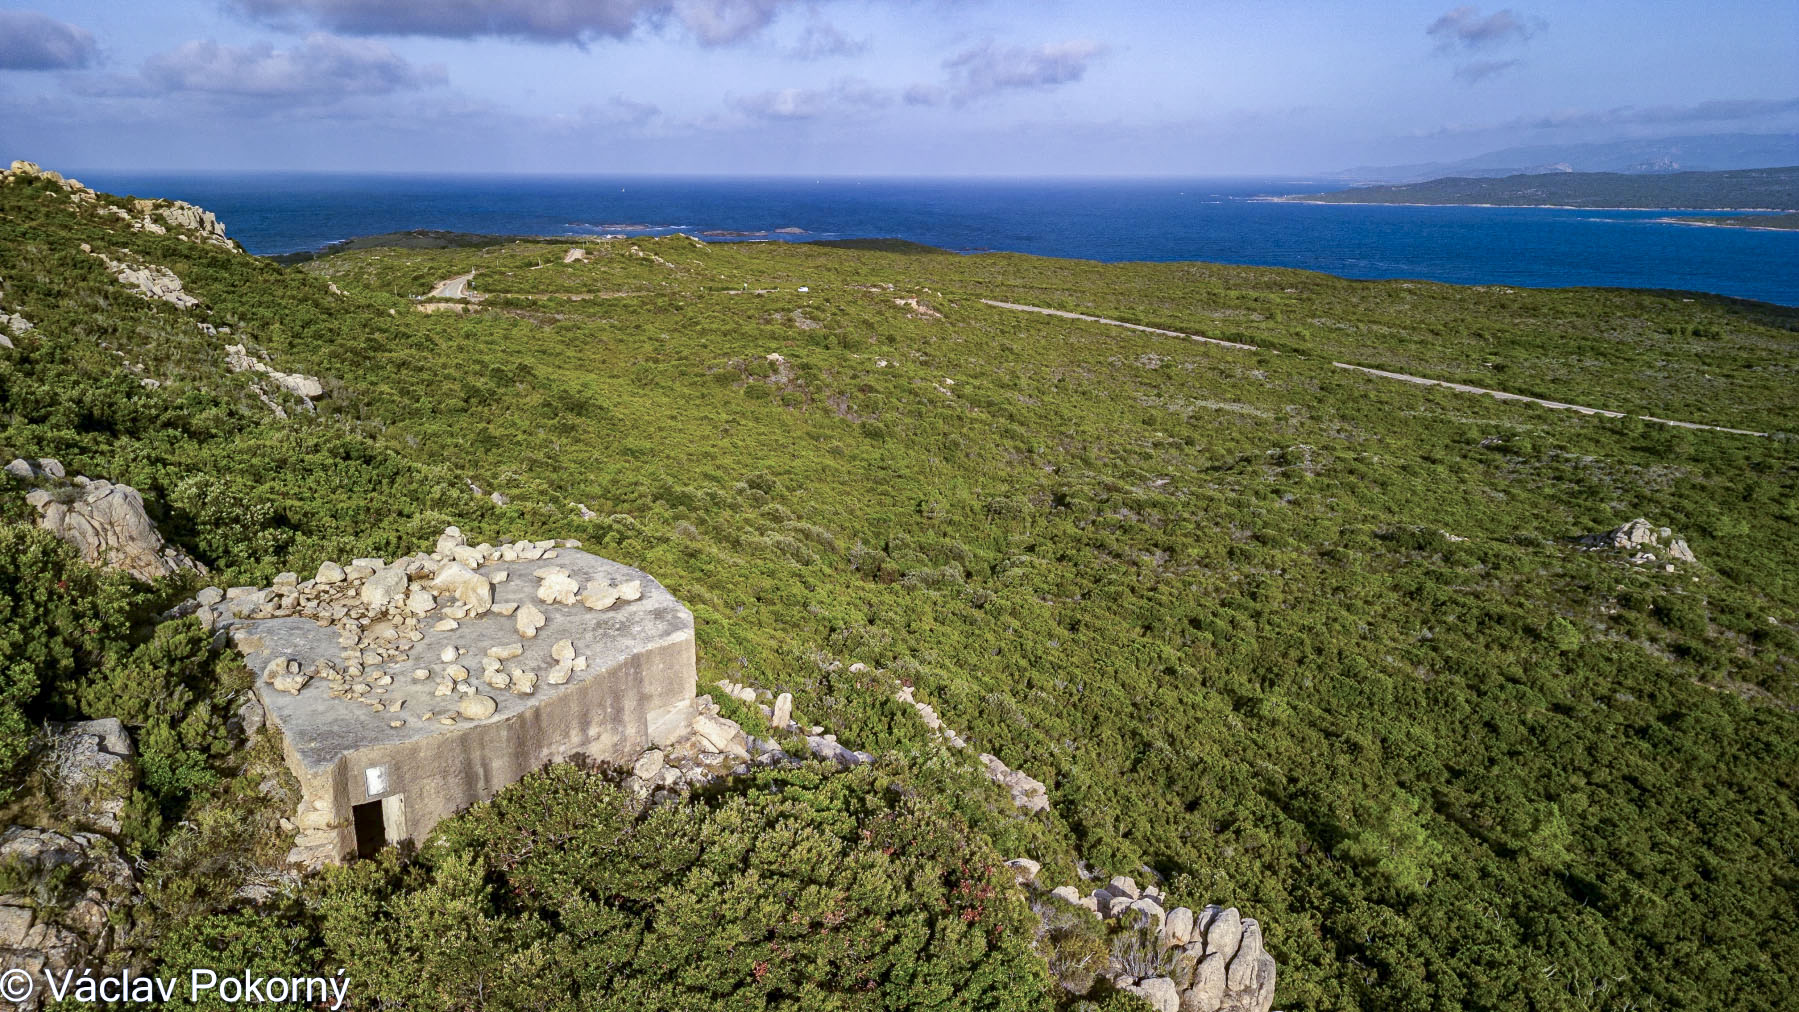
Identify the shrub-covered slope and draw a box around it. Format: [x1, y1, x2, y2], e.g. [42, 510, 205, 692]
[1, 169, 1796, 1010]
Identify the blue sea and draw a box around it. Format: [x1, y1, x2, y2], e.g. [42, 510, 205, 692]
[72, 174, 1799, 306]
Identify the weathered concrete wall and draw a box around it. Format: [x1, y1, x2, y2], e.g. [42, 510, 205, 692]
[216, 546, 695, 865]
[277, 630, 694, 860]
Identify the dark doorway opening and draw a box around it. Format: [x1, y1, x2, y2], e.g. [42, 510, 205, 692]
[352, 800, 386, 858]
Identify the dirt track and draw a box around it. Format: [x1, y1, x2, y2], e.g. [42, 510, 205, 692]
[979, 299, 1768, 437]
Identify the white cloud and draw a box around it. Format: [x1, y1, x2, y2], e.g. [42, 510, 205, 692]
[1455, 58, 1520, 84]
[1426, 6, 1535, 50]
[730, 77, 888, 120]
[1426, 6, 1539, 84]
[674, 0, 786, 45]
[910, 39, 1108, 106]
[140, 34, 445, 98]
[788, 20, 866, 60]
[0, 10, 98, 70]
[550, 96, 664, 130]
[229, 0, 810, 46]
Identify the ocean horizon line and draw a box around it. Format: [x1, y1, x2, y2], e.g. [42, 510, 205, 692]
[46, 171, 1795, 305]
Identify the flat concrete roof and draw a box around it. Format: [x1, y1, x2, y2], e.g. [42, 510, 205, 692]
[221, 550, 692, 774]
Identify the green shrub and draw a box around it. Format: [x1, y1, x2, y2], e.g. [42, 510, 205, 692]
[0, 522, 138, 793]
[166, 474, 293, 568]
[308, 762, 1054, 1011]
[1545, 616, 1583, 652]
[1034, 895, 1109, 997]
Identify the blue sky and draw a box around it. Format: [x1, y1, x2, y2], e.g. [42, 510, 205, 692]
[1, 0, 1794, 175]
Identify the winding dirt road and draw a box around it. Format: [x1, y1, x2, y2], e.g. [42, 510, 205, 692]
[980, 300, 1261, 351]
[979, 299, 1768, 437]
[1327, 363, 1768, 436]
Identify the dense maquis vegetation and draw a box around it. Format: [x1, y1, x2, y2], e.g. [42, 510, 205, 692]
[1, 169, 1796, 1010]
[154, 762, 1060, 1012]
[1290, 165, 1799, 210]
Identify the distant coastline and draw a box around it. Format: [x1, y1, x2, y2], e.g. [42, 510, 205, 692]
[1654, 213, 1799, 232]
[1281, 166, 1799, 212]
[1263, 196, 1792, 212]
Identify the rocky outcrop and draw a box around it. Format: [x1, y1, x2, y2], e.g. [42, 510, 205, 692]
[621, 697, 770, 800]
[893, 682, 1053, 810]
[3, 161, 101, 211]
[1038, 877, 1277, 1012]
[3, 457, 62, 482]
[0, 827, 136, 1010]
[79, 243, 199, 309]
[1579, 518, 1697, 568]
[0, 277, 30, 350]
[10, 459, 204, 583]
[635, 698, 749, 787]
[600, 666, 887, 805]
[708, 677, 874, 770]
[5, 161, 237, 251]
[626, 245, 675, 268]
[612, 671, 880, 804]
[0, 310, 29, 347]
[691, 713, 748, 756]
[224, 343, 326, 400]
[894, 296, 943, 319]
[740, 667, 1043, 810]
[563, 247, 588, 263]
[894, 682, 966, 746]
[153, 199, 234, 249]
[30, 720, 136, 834]
[1122, 975, 1181, 1012]
[979, 752, 1051, 813]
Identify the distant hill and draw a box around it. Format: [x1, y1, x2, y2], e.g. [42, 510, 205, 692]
[1288, 166, 1799, 210]
[1328, 132, 1799, 184]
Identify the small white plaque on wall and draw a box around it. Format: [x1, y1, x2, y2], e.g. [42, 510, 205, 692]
[364, 765, 389, 797]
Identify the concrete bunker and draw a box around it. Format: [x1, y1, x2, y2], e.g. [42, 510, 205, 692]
[210, 529, 696, 866]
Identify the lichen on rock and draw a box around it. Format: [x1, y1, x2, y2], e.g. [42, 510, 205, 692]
[9, 459, 204, 583]
[30, 720, 136, 834]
